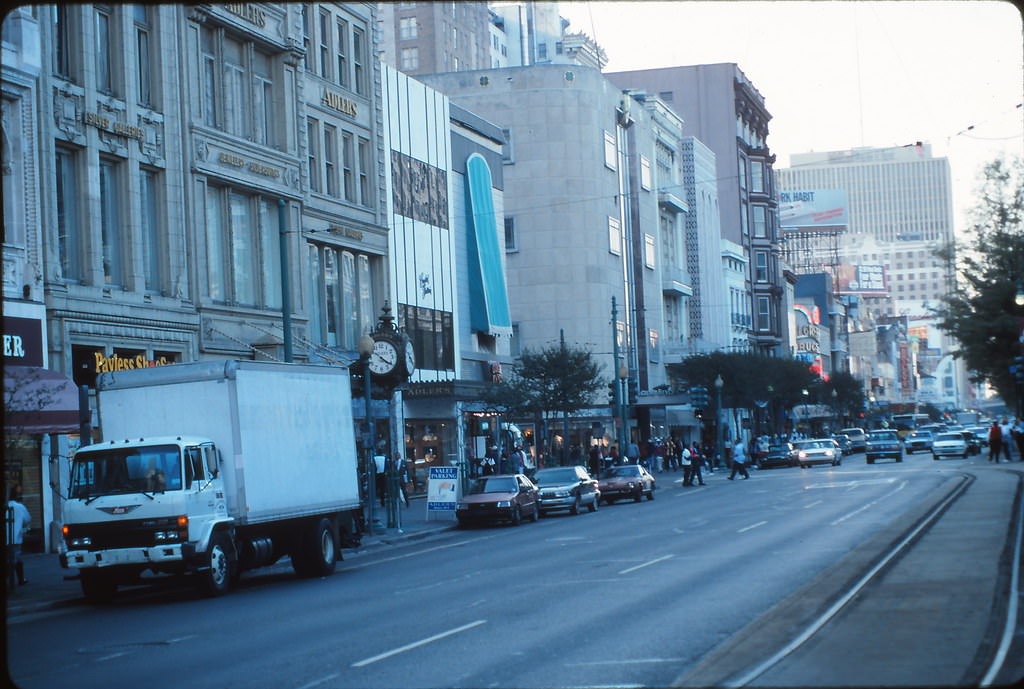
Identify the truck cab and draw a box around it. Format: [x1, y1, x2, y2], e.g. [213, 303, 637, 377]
[62, 436, 228, 598]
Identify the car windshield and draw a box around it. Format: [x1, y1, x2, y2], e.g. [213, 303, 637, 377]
[910, 431, 933, 438]
[602, 466, 640, 478]
[795, 441, 830, 450]
[469, 477, 518, 494]
[936, 433, 963, 442]
[870, 432, 898, 441]
[533, 468, 579, 484]
[70, 444, 183, 499]
[768, 445, 790, 452]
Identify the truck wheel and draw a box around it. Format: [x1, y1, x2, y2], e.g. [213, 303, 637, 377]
[198, 532, 233, 597]
[80, 570, 117, 603]
[294, 518, 337, 578]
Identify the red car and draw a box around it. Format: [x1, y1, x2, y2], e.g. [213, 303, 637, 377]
[455, 474, 540, 526]
[598, 464, 656, 504]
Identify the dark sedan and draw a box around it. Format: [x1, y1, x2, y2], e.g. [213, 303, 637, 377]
[598, 464, 656, 503]
[905, 430, 934, 455]
[456, 474, 540, 526]
[760, 442, 796, 469]
[533, 466, 600, 515]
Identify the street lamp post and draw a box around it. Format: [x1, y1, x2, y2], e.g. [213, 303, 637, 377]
[831, 388, 839, 433]
[714, 375, 724, 471]
[357, 334, 376, 536]
[801, 388, 809, 437]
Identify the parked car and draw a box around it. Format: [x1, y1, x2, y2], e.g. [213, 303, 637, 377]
[865, 430, 903, 464]
[967, 426, 990, 448]
[831, 433, 854, 456]
[932, 432, 971, 460]
[963, 430, 982, 455]
[838, 427, 867, 453]
[792, 439, 842, 467]
[904, 430, 935, 455]
[760, 442, 796, 469]
[598, 464, 656, 503]
[456, 474, 540, 526]
[532, 466, 600, 515]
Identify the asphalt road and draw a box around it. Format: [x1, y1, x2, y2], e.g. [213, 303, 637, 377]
[7, 451, 1019, 689]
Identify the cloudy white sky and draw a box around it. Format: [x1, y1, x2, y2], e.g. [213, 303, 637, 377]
[558, 1, 1024, 230]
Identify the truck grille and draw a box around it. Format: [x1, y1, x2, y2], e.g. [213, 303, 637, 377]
[64, 516, 183, 550]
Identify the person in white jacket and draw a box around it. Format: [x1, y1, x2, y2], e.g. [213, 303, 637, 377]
[7, 483, 31, 587]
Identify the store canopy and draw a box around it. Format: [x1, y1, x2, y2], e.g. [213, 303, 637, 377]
[465, 153, 512, 338]
[3, 366, 80, 434]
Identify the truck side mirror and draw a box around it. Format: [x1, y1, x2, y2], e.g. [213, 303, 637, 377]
[205, 446, 220, 479]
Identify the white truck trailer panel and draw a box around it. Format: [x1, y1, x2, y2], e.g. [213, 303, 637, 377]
[97, 360, 359, 524]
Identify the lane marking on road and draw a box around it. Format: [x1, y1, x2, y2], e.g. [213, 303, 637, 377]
[830, 480, 907, 526]
[737, 521, 768, 533]
[340, 536, 498, 571]
[618, 554, 674, 575]
[675, 486, 709, 496]
[351, 620, 487, 668]
[295, 673, 339, 689]
[96, 652, 129, 662]
[567, 658, 688, 666]
[803, 500, 823, 509]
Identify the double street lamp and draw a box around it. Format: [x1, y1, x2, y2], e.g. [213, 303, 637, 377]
[714, 375, 724, 470]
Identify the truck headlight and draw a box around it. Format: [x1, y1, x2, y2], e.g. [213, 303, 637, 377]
[69, 536, 92, 547]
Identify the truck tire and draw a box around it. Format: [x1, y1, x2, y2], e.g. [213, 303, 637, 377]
[198, 532, 233, 597]
[293, 517, 337, 578]
[80, 570, 117, 603]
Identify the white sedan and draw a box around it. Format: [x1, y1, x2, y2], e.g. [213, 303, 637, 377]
[932, 431, 970, 460]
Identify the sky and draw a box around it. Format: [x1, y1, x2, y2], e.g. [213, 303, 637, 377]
[558, 0, 1024, 231]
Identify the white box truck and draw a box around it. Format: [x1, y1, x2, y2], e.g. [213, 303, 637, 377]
[60, 360, 362, 601]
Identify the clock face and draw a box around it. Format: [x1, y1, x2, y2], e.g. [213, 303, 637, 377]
[404, 342, 416, 376]
[368, 339, 399, 376]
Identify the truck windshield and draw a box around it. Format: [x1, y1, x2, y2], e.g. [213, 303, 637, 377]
[71, 444, 183, 499]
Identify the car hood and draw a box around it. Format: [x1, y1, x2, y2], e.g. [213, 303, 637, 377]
[536, 482, 578, 491]
[459, 492, 517, 504]
[599, 476, 639, 486]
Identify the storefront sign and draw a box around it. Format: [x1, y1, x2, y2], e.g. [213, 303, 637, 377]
[427, 466, 459, 512]
[94, 352, 171, 374]
[321, 89, 358, 118]
[224, 3, 267, 27]
[3, 316, 43, 367]
[84, 112, 145, 140]
[218, 152, 281, 179]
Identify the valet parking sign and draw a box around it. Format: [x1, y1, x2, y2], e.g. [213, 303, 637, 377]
[427, 466, 461, 520]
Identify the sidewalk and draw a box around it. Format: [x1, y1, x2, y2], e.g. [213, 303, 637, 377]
[5, 496, 454, 616]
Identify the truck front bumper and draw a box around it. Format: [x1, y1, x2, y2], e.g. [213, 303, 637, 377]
[64, 543, 194, 569]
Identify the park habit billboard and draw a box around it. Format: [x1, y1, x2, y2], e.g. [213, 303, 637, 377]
[779, 189, 850, 231]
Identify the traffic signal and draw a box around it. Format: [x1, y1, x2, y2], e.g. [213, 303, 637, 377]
[689, 385, 709, 408]
[607, 382, 617, 405]
[1013, 356, 1024, 383]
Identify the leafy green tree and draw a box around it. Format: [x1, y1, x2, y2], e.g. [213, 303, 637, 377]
[932, 156, 1024, 409]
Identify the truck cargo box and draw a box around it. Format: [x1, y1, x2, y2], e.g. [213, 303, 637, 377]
[97, 360, 359, 525]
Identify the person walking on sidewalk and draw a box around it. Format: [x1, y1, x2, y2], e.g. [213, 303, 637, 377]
[7, 483, 31, 587]
[988, 421, 1003, 462]
[728, 438, 749, 480]
[999, 418, 1014, 461]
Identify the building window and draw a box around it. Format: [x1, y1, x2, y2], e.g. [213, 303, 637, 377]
[504, 217, 517, 252]
[755, 251, 768, 282]
[342, 131, 355, 201]
[399, 16, 418, 40]
[55, 148, 82, 281]
[53, 5, 75, 80]
[95, 5, 116, 95]
[608, 216, 621, 255]
[140, 169, 163, 292]
[603, 131, 616, 170]
[336, 18, 349, 87]
[644, 234, 656, 268]
[199, 27, 278, 146]
[358, 138, 372, 207]
[353, 26, 366, 95]
[99, 158, 123, 286]
[400, 47, 419, 71]
[205, 187, 281, 308]
[301, 4, 312, 72]
[134, 5, 153, 106]
[738, 156, 747, 192]
[658, 90, 673, 102]
[756, 296, 770, 331]
[308, 244, 376, 348]
[752, 205, 767, 238]
[307, 118, 321, 192]
[324, 124, 338, 196]
[399, 304, 455, 372]
[640, 156, 652, 191]
[537, 42, 547, 60]
[751, 160, 765, 193]
[319, 9, 332, 79]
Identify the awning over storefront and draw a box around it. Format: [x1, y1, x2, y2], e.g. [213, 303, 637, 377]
[666, 405, 701, 428]
[465, 153, 512, 338]
[3, 366, 80, 434]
